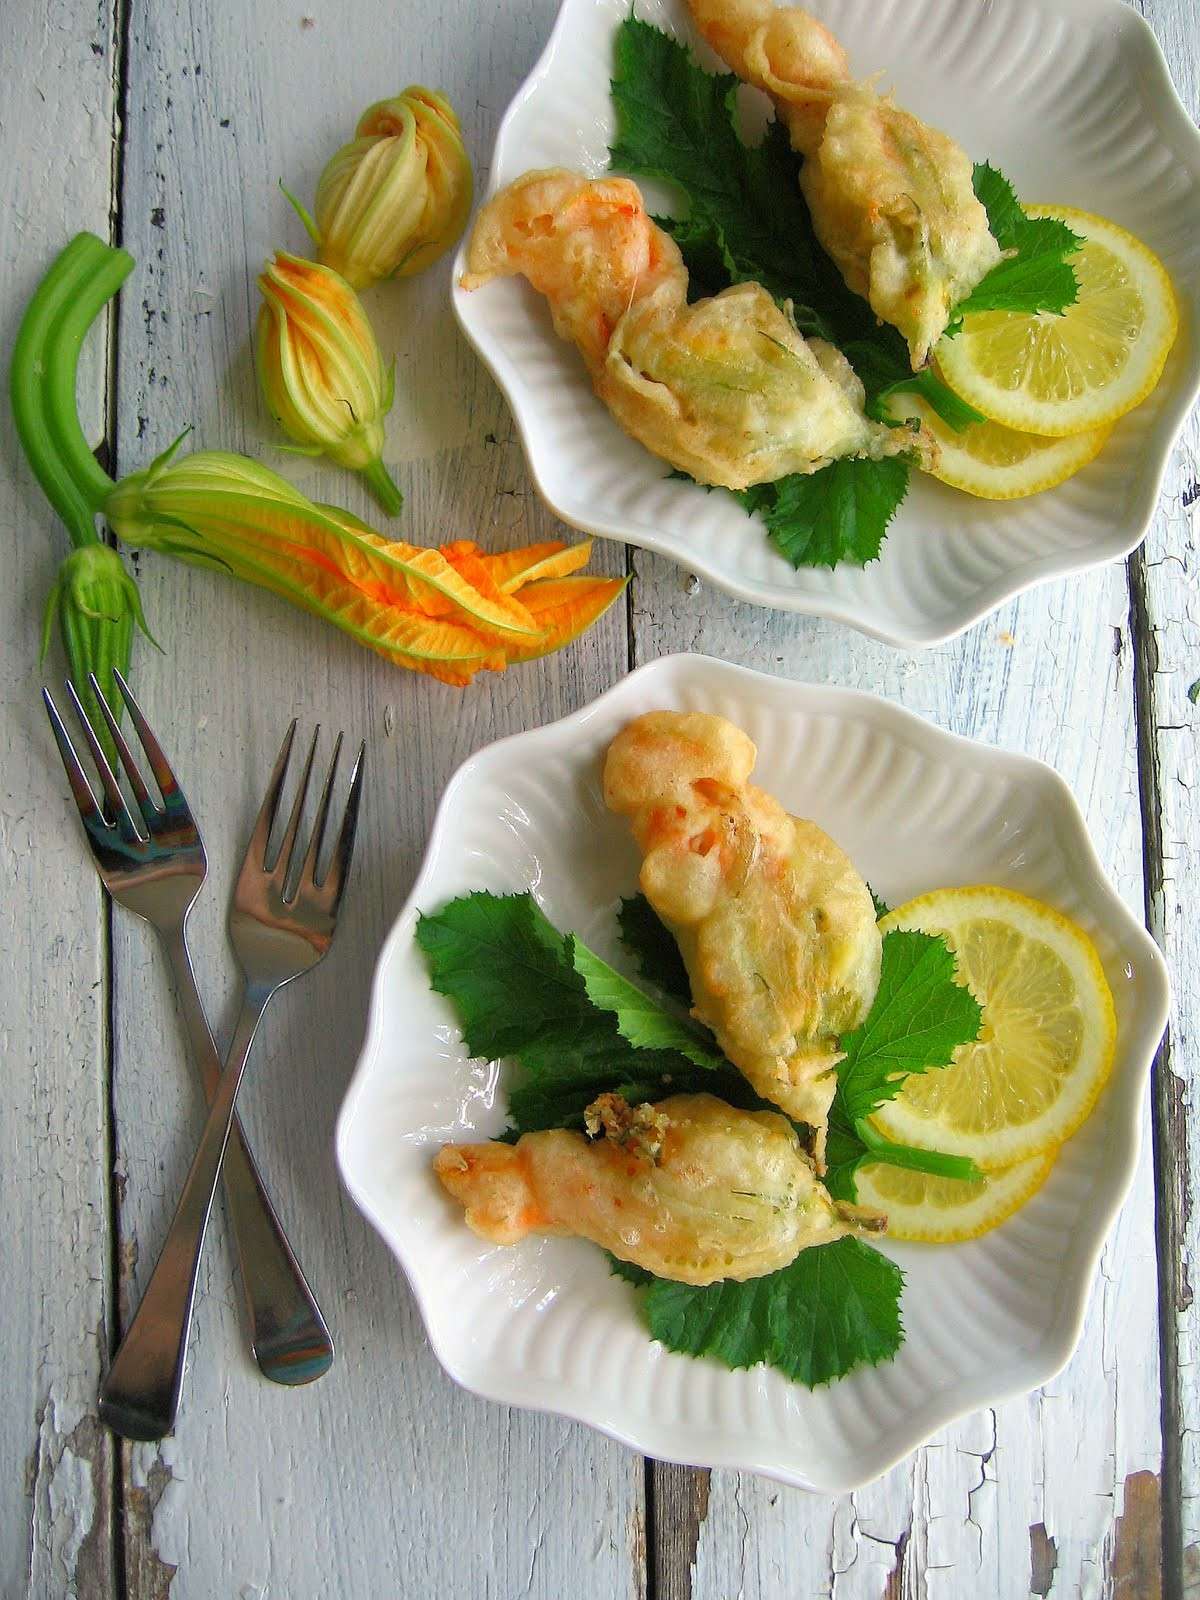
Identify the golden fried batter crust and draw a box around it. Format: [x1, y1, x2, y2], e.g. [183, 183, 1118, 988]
[461, 168, 918, 487]
[603, 711, 882, 1165]
[687, 0, 1002, 366]
[434, 1092, 882, 1284]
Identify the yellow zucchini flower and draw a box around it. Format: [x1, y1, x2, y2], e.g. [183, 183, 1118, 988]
[300, 87, 472, 289]
[104, 446, 624, 686]
[255, 251, 402, 514]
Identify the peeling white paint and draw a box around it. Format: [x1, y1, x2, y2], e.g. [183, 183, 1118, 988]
[28, 1390, 101, 1600]
[640, 304, 1163, 1600]
[1, 6, 117, 1597]
[4, 0, 1193, 1594]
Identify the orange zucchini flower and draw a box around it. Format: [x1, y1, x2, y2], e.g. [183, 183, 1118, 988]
[104, 447, 624, 685]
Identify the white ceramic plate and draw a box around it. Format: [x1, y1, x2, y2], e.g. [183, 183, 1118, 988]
[337, 655, 1170, 1490]
[451, 0, 1200, 646]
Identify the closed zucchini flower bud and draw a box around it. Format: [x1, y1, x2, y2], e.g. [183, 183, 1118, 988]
[256, 251, 403, 515]
[41, 544, 155, 757]
[304, 87, 472, 289]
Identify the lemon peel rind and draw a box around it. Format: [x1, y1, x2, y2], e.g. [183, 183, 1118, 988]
[872, 886, 1118, 1170]
[935, 206, 1179, 437]
[900, 394, 1113, 500]
[857, 1149, 1057, 1243]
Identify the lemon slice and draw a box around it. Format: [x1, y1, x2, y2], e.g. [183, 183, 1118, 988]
[853, 1150, 1055, 1242]
[872, 886, 1117, 1168]
[895, 391, 1110, 500]
[935, 207, 1178, 436]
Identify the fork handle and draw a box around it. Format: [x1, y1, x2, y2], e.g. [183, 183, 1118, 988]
[99, 992, 269, 1442]
[163, 930, 333, 1385]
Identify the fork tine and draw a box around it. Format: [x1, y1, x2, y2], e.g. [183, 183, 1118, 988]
[42, 688, 107, 831]
[318, 741, 365, 908]
[64, 680, 141, 837]
[88, 673, 155, 818]
[272, 726, 319, 885]
[299, 732, 343, 887]
[111, 668, 178, 800]
[244, 720, 298, 870]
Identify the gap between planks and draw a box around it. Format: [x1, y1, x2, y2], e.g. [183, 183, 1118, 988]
[640, 543, 1181, 1600]
[104, 0, 142, 1595]
[1129, 542, 1185, 1600]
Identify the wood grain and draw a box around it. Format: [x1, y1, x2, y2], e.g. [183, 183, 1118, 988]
[1133, 7, 1200, 1591]
[107, 0, 643, 1595]
[0, 2, 121, 1594]
[630, 551, 1163, 1597]
[1, 0, 1195, 1593]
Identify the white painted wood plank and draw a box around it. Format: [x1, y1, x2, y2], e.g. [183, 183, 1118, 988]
[1138, 424, 1200, 1592]
[632, 547, 1161, 1590]
[109, 1, 643, 1595]
[0, 3, 119, 1595]
[1134, 4, 1200, 1585]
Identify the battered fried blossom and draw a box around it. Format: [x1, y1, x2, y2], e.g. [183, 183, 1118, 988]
[686, 0, 1002, 366]
[603, 711, 882, 1164]
[434, 1091, 882, 1285]
[462, 168, 913, 490]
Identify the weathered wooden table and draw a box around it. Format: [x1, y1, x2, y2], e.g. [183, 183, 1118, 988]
[4, 0, 1197, 1594]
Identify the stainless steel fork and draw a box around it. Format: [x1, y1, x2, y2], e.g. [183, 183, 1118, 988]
[43, 673, 335, 1390]
[97, 718, 364, 1441]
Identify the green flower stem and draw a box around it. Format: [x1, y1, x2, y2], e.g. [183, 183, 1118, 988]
[853, 1117, 982, 1185]
[14, 234, 152, 750]
[10, 236, 103, 546]
[44, 234, 134, 516]
[359, 455, 404, 517]
[10, 232, 133, 547]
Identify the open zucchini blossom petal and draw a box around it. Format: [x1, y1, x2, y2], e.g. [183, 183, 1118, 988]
[104, 448, 625, 687]
[307, 87, 472, 289]
[255, 251, 403, 515]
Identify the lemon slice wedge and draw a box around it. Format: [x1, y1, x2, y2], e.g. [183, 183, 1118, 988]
[872, 886, 1117, 1168]
[852, 1151, 1055, 1242]
[896, 390, 1111, 499]
[935, 207, 1178, 436]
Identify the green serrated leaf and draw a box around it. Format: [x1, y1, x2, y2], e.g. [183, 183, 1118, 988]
[636, 1236, 904, 1386]
[735, 456, 910, 570]
[610, 19, 834, 337]
[418, 891, 758, 1136]
[953, 251, 1079, 321]
[1188, 678, 1200, 706]
[948, 162, 1082, 325]
[869, 886, 890, 920]
[415, 891, 587, 1063]
[571, 936, 725, 1070]
[972, 162, 1026, 247]
[617, 893, 693, 1005]
[607, 1253, 657, 1287]
[836, 929, 983, 1125]
[822, 1108, 869, 1202]
[417, 892, 691, 1090]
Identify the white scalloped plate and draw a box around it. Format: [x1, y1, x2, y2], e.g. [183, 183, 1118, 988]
[337, 656, 1169, 1490]
[450, 0, 1200, 646]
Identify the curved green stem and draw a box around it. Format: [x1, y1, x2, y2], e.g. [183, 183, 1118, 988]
[10, 236, 103, 546]
[359, 455, 404, 517]
[853, 1117, 981, 1184]
[44, 234, 134, 514]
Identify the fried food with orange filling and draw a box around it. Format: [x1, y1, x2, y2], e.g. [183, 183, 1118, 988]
[461, 168, 915, 489]
[603, 711, 881, 1164]
[434, 1091, 881, 1284]
[686, 0, 1002, 366]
